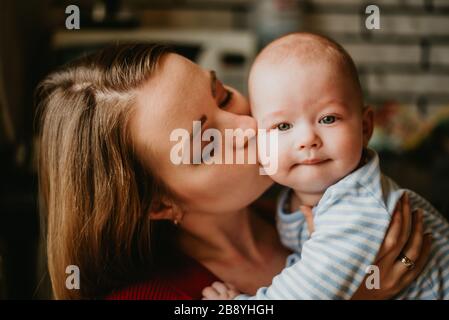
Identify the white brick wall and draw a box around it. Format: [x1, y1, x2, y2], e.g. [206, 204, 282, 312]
[377, 15, 449, 36]
[430, 46, 449, 66]
[433, 0, 449, 8]
[311, 0, 426, 6]
[344, 43, 421, 64]
[310, 0, 371, 5]
[296, 3, 449, 108]
[304, 13, 449, 37]
[305, 14, 361, 33]
[139, 9, 234, 29]
[367, 73, 449, 94]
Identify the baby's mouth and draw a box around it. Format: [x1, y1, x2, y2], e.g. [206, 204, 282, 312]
[301, 158, 329, 165]
[291, 158, 331, 169]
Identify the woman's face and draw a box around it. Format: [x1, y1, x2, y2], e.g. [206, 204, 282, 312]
[130, 53, 273, 214]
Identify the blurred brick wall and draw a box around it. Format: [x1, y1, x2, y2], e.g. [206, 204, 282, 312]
[300, 0, 449, 114]
[137, 0, 449, 111]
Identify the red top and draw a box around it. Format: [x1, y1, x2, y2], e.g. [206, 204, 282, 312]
[105, 200, 276, 300]
[105, 255, 220, 300]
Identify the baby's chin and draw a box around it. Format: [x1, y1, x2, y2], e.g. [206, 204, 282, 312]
[289, 181, 331, 196]
[274, 167, 342, 194]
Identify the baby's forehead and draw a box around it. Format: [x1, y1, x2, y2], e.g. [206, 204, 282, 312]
[254, 39, 345, 75]
[251, 35, 361, 94]
[249, 51, 345, 100]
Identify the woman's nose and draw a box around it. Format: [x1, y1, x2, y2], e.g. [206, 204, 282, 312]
[221, 113, 257, 151]
[236, 114, 257, 132]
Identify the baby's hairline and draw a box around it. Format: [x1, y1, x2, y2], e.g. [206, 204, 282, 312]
[249, 32, 364, 116]
[251, 32, 352, 68]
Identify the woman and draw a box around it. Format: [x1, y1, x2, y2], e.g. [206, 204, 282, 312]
[36, 44, 431, 299]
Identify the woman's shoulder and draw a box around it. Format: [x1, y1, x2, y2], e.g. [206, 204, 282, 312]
[105, 254, 220, 300]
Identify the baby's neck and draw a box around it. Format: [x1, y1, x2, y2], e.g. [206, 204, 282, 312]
[290, 190, 323, 209]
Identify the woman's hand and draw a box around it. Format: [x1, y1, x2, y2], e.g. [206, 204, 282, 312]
[352, 193, 432, 299]
[299, 205, 315, 235]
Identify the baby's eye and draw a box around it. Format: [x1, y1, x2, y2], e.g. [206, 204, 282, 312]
[276, 123, 292, 131]
[319, 116, 337, 125]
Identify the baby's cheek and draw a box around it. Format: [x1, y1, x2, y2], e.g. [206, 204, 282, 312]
[266, 144, 291, 182]
[342, 136, 364, 164]
[328, 127, 362, 154]
[277, 145, 291, 168]
[330, 137, 364, 176]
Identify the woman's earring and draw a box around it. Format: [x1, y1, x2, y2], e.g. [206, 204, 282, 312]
[173, 212, 184, 226]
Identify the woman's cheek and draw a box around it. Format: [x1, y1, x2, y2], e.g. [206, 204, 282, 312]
[228, 88, 250, 116]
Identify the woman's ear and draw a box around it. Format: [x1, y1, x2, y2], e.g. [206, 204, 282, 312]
[148, 198, 183, 222]
[149, 205, 175, 221]
[362, 105, 374, 147]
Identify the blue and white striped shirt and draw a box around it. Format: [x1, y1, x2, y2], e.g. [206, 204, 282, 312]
[238, 149, 449, 299]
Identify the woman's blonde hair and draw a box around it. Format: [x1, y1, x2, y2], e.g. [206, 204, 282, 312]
[36, 43, 174, 299]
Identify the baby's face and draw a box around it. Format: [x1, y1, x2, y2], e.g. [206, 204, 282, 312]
[250, 58, 371, 195]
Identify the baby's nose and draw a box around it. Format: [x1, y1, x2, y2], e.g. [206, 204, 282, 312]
[296, 129, 322, 150]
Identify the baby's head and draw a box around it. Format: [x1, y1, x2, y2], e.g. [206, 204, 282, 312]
[250, 33, 373, 197]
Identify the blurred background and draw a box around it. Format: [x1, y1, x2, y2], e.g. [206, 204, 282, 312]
[0, 0, 448, 299]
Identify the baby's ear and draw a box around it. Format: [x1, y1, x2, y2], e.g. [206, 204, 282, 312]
[362, 105, 374, 147]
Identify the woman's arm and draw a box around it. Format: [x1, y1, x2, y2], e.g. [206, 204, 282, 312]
[352, 194, 432, 299]
[301, 193, 432, 299]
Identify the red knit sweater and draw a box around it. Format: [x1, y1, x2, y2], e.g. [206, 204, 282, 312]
[105, 255, 220, 300]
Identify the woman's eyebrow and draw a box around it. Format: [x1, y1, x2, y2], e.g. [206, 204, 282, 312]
[210, 70, 217, 98]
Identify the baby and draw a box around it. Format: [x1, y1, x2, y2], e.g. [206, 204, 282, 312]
[203, 33, 449, 299]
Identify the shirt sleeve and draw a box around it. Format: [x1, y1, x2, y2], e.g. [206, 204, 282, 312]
[277, 208, 309, 254]
[238, 187, 392, 300]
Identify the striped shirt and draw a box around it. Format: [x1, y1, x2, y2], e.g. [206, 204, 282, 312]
[237, 149, 449, 300]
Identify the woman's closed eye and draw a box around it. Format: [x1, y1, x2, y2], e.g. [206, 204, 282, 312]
[219, 89, 233, 108]
[214, 75, 233, 109]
